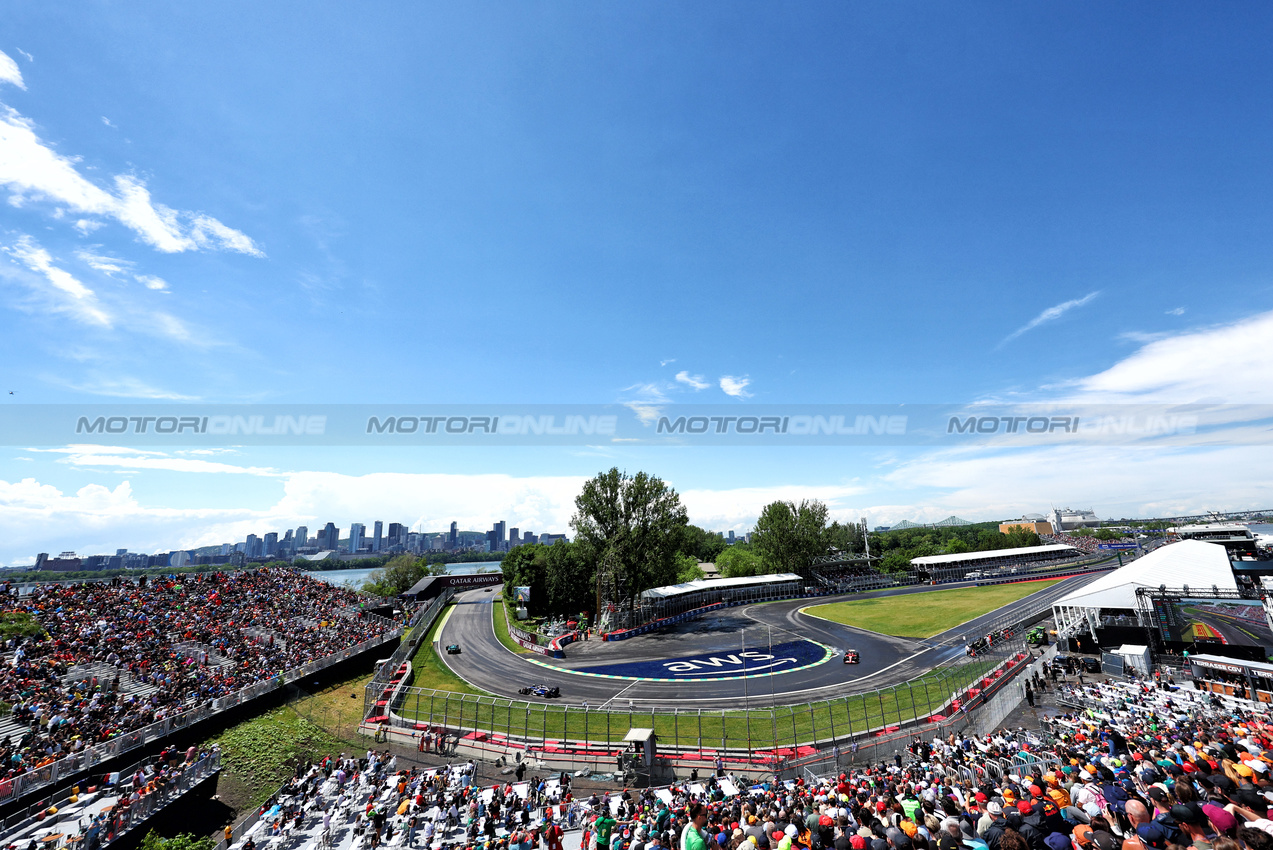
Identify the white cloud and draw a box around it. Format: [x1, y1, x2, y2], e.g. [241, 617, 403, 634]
[75, 248, 130, 276]
[675, 371, 710, 391]
[999, 291, 1100, 347]
[4, 235, 111, 326]
[15, 50, 33, 64]
[0, 107, 263, 256]
[135, 274, 168, 291]
[101, 116, 113, 128]
[1166, 307, 1185, 316]
[1067, 310, 1273, 403]
[54, 376, 199, 400]
[659, 358, 676, 367]
[719, 375, 752, 398]
[35, 445, 281, 477]
[73, 219, 103, 234]
[0, 50, 25, 90]
[878, 445, 1273, 525]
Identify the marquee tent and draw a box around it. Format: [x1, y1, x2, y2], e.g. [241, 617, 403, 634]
[1051, 540, 1236, 636]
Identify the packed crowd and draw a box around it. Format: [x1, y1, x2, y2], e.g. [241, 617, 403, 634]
[1041, 535, 1136, 556]
[237, 663, 1273, 850]
[0, 569, 392, 780]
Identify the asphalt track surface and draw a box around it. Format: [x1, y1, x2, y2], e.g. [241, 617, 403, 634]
[438, 574, 1099, 708]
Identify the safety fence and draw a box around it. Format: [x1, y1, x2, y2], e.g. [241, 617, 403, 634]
[361, 641, 1034, 775]
[0, 750, 221, 844]
[0, 623, 400, 811]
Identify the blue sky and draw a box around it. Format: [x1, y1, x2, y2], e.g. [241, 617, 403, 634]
[2, 3, 1273, 563]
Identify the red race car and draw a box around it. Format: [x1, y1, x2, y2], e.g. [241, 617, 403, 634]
[843, 648, 860, 664]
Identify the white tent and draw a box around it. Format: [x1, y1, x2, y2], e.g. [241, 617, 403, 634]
[1051, 540, 1236, 636]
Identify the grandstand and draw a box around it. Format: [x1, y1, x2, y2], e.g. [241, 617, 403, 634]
[635, 573, 804, 621]
[0, 568, 398, 809]
[910, 542, 1082, 574]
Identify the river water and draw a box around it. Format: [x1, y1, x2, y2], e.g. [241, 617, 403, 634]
[308, 560, 503, 588]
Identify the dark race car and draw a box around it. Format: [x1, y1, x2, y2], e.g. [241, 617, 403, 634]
[843, 648, 860, 664]
[518, 684, 561, 698]
[445, 644, 461, 654]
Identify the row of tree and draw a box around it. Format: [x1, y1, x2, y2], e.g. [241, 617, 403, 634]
[355, 467, 1049, 616]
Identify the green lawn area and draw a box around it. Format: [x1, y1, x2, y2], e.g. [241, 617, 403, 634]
[803, 579, 1062, 639]
[492, 596, 532, 655]
[407, 602, 490, 695]
[391, 654, 1000, 749]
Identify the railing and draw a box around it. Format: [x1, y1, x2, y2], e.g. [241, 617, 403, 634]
[362, 639, 1034, 769]
[0, 750, 221, 842]
[0, 626, 401, 811]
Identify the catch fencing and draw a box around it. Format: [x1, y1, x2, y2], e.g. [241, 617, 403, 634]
[363, 643, 1034, 775]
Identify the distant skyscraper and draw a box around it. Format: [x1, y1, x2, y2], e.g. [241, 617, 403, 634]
[264, 532, 279, 557]
[449, 522, 458, 549]
[387, 522, 407, 549]
[349, 523, 365, 553]
[245, 533, 260, 558]
[509, 527, 519, 548]
[727, 530, 735, 544]
[296, 526, 309, 547]
[320, 522, 338, 551]
[494, 521, 506, 550]
[373, 520, 383, 552]
[524, 530, 536, 545]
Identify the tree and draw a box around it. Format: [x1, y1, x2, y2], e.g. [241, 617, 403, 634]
[570, 468, 689, 611]
[679, 525, 727, 563]
[751, 499, 830, 577]
[715, 546, 765, 578]
[361, 554, 426, 596]
[501, 544, 549, 616]
[676, 555, 705, 583]
[826, 520, 865, 555]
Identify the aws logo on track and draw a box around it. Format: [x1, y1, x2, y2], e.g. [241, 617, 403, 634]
[664, 650, 796, 677]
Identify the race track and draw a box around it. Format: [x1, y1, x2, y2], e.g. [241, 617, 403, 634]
[437, 574, 1098, 708]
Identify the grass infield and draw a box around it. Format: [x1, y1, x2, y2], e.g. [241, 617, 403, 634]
[803, 579, 1062, 639]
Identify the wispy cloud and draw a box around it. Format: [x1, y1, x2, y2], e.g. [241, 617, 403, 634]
[51, 375, 200, 400]
[135, 274, 168, 291]
[1166, 307, 1185, 316]
[1068, 309, 1273, 403]
[100, 116, 114, 128]
[75, 248, 130, 276]
[675, 370, 710, 390]
[0, 50, 26, 90]
[998, 291, 1100, 348]
[659, 358, 676, 367]
[15, 50, 33, 64]
[720, 375, 752, 398]
[4, 235, 111, 326]
[0, 105, 263, 256]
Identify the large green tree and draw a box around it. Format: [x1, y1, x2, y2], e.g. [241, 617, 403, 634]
[570, 468, 689, 611]
[715, 546, 765, 578]
[362, 554, 439, 596]
[751, 499, 831, 577]
[679, 525, 727, 563]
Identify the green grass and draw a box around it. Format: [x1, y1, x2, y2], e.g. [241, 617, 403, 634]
[406, 602, 490, 695]
[209, 704, 358, 811]
[804, 579, 1062, 639]
[492, 596, 532, 655]
[391, 655, 1001, 749]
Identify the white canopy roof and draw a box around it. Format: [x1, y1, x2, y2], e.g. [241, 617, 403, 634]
[640, 573, 802, 600]
[1053, 540, 1235, 612]
[910, 543, 1078, 566]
